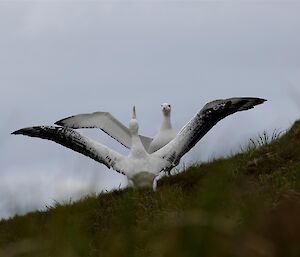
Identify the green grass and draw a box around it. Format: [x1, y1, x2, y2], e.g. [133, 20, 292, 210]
[1, 121, 300, 257]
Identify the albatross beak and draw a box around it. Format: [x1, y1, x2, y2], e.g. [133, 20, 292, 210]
[132, 106, 137, 119]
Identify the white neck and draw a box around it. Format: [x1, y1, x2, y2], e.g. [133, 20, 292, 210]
[130, 133, 148, 157]
[161, 113, 172, 130]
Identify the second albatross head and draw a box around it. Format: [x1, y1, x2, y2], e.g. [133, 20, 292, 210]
[161, 103, 171, 116]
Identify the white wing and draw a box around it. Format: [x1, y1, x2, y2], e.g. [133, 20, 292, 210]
[154, 97, 266, 169]
[55, 112, 153, 151]
[12, 126, 126, 175]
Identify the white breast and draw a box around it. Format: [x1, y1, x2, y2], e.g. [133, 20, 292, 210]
[148, 129, 177, 153]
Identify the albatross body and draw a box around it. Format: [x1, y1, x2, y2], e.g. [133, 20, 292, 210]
[55, 103, 176, 153]
[13, 97, 266, 189]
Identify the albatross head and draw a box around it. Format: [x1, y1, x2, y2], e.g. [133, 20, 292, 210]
[161, 103, 171, 116]
[129, 106, 139, 135]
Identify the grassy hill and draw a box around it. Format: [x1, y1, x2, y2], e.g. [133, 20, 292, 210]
[1, 121, 300, 257]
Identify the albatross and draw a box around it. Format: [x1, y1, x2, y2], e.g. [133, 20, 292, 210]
[12, 97, 266, 189]
[55, 103, 176, 153]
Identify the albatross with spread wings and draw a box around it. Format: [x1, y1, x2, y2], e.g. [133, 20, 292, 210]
[55, 103, 176, 153]
[12, 97, 266, 189]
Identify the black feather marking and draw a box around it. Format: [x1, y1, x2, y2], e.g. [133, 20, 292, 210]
[12, 126, 112, 169]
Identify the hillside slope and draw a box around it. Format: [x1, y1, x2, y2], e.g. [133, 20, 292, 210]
[0, 121, 300, 257]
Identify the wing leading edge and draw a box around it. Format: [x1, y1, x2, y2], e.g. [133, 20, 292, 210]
[55, 112, 153, 150]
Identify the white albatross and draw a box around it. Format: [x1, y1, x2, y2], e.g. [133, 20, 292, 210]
[55, 103, 176, 153]
[12, 97, 266, 189]
[148, 103, 177, 153]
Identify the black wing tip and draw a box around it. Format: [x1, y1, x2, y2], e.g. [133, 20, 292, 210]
[248, 98, 267, 108]
[55, 117, 70, 126]
[54, 120, 62, 126]
[236, 97, 267, 111]
[231, 97, 267, 106]
[11, 126, 60, 136]
[251, 97, 267, 105]
[260, 98, 267, 103]
[235, 97, 267, 104]
[11, 127, 38, 136]
[55, 115, 79, 127]
[11, 129, 22, 135]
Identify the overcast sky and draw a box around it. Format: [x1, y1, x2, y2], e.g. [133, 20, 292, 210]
[0, 0, 299, 219]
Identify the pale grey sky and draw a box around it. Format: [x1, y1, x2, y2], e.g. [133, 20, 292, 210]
[0, 0, 299, 219]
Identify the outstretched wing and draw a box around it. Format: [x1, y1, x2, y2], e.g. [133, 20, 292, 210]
[12, 126, 124, 173]
[55, 112, 153, 150]
[154, 97, 266, 168]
